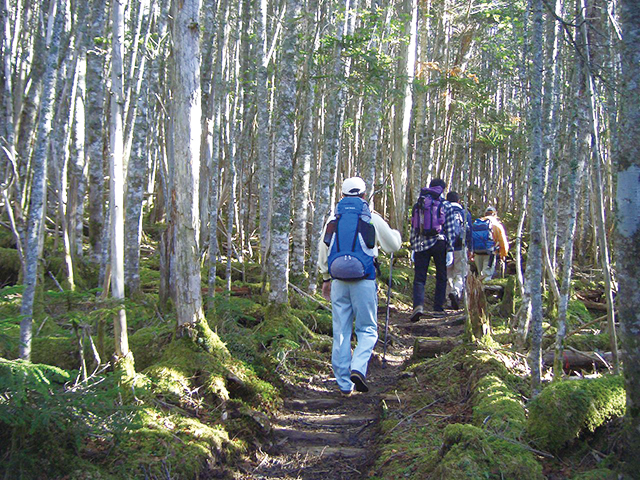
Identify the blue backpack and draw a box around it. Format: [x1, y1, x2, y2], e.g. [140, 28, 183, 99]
[471, 218, 495, 254]
[411, 187, 445, 237]
[323, 197, 376, 280]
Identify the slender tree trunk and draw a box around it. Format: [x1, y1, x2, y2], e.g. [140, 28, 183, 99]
[170, 0, 205, 328]
[526, 0, 545, 397]
[390, 0, 417, 230]
[553, 96, 586, 378]
[124, 86, 149, 294]
[256, 0, 271, 269]
[18, 0, 64, 360]
[290, 0, 318, 279]
[269, 0, 300, 304]
[87, 0, 107, 266]
[110, 0, 134, 375]
[577, 0, 619, 374]
[616, 0, 640, 469]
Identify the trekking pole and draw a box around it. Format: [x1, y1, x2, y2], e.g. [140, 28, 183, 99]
[382, 253, 394, 369]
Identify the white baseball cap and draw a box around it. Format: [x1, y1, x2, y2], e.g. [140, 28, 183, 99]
[341, 177, 366, 196]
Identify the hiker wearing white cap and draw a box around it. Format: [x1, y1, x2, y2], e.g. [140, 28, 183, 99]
[318, 177, 402, 396]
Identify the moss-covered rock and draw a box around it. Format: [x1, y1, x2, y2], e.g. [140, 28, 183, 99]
[527, 375, 626, 452]
[432, 423, 544, 480]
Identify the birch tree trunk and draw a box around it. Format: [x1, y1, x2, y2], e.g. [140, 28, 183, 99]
[390, 0, 417, 230]
[87, 0, 107, 267]
[205, 0, 227, 310]
[290, 2, 318, 279]
[553, 91, 586, 378]
[256, 0, 271, 268]
[124, 86, 149, 294]
[526, 0, 546, 397]
[170, 0, 205, 328]
[18, 0, 63, 360]
[308, 2, 350, 292]
[616, 0, 640, 468]
[578, 0, 619, 374]
[110, 0, 134, 375]
[269, 0, 301, 304]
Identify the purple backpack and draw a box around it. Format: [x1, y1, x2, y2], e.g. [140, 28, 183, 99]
[411, 187, 445, 237]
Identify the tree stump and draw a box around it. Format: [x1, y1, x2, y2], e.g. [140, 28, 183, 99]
[498, 276, 515, 317]
[466, 274, 491, 341]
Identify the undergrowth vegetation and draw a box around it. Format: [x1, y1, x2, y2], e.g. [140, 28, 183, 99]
[0, 236, 627, 479]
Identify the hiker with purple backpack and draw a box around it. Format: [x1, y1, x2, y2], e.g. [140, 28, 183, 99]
[409, 178, 458, 322]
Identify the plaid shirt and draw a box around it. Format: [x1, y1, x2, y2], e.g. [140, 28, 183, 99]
[410, 200, 456, 253]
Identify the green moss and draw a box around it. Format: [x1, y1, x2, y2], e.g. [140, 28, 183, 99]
[31, 335, 80, 370]
[128, 325, 173, 371]
[567, 299, 594, 325]
[565, 333, 610, 351]
[571, 469, 618, 480]
[253, 304, 315, 347]
[472, 374, 526, 438]
[527, 375, 626, 452]
[106, 407, 238, 479]
[292, 307, 332, 335]
[433, 424, 544, 480]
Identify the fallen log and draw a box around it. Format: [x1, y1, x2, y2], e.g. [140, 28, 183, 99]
[542, 350, 613, 370]
[413, 337, 462, 359]
[579, 299, 607, 312]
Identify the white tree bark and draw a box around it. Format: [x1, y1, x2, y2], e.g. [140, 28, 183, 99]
[87, 0, 107, 268]
[390, 0, 417, 229]
[110, 0, 132, 367]
[256, 0, 272, 267]
[616, 0, 640, 466]
[526, 0, 546, 397]
[170, 0, 205, 327]
[269, 0, 301, 304]
[18, 0, 64, 360]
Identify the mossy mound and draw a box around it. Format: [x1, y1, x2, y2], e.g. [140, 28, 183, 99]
[472, 374, 526, 439]
[141, 322, 279, 411]
[432, 423, 544, 480]
[253, 304, 315, 349]
[103, 407, 238, 479]
[527, 375, 626, 452]
[128, 325, 173, 371]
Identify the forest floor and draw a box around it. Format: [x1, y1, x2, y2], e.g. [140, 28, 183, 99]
[233, 304, 466, 480]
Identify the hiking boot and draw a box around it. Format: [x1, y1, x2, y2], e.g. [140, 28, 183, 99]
[432, 308, 446, 317]
[350, 370, 369, 393]
[410, 305, 424, 323]
[449, 293, 460, 310]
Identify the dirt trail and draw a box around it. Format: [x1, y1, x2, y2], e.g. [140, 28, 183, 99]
[235, 306, 465, 480]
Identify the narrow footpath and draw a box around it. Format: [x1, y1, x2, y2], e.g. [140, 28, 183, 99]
[235, 305, 466, 480]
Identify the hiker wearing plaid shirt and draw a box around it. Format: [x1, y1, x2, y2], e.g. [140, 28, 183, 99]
[409, 178, 457, 322]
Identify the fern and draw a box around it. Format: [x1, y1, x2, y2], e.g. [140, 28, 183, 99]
[0, 359, 138, 478]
